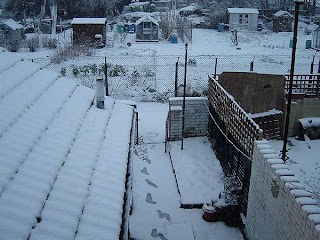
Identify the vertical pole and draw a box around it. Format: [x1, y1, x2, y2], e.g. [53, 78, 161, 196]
[136, 111, 139, 145]
[104, 57, 108, 96]
[175, 57, 179, 97]
[282, 1, 303, 162]
[214, 58, 218, 79]
[310, 59, 314, 74]
[181, 42, 188, 150]
[250, 60, 254, 72]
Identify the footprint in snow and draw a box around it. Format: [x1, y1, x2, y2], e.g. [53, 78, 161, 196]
[146, 193, 156, 204]
[146, 158, 151, 164]
[146, 179, 158, 188]
[157, 210, 171, 221]
[158, 233, 168, 240]
[141, 167, 149, 175]
[151, 229, 157, 238]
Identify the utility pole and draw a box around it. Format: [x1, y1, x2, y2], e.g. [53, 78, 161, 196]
[282, 0, 305, 162]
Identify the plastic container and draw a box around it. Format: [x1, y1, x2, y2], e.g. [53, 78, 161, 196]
[306, 40, 312, 49]
[218, 23, 224, 32]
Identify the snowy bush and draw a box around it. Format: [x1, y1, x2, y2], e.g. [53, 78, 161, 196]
[109, 64, 126, 77]
[26, 36, 40, 52]
[60, 67, 66, 76]
[42, 36, 58, 49]
[5, 39, 20, 52]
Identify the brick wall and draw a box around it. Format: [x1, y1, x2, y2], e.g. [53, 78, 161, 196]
[245, 140, 320, 240]
[168, 97, 208, 141]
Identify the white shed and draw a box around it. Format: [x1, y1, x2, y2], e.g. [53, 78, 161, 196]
[227, 8, 259, 31]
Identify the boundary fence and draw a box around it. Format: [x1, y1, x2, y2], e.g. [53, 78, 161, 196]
[207, 75, 262, 216]
[32, 53, 315, 101]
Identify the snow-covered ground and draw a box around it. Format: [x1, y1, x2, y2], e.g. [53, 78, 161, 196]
[269, 137, 320, 205]
[130, 102, 244, 240]
[5, 25, 316, 101]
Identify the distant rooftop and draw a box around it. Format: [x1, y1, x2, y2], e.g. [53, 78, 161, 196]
[227, 8, 259, 14]
[0, 18, 24, 30]
[274, 10, 293, 18]
[71, 18, 107, 25]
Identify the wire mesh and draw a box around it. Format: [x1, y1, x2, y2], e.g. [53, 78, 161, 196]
[37, 53, 314, 102]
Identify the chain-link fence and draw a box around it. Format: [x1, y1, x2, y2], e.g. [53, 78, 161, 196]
[36, 53, 315, 102]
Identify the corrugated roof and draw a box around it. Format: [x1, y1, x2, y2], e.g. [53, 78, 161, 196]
[0, 54, 133, 240]
[71, 18, 107, 25]
[135, 16, 159, 26]
[227, 8, 259, 14]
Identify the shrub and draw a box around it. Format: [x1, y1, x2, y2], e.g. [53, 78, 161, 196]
[60, 67, 66, 76]
[6, 40, 20, 52]
[26, 36, 40, 52]
[72, 66, 79, 77]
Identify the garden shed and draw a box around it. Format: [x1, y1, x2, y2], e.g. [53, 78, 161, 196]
[227, 8, 259, 31]
[273, 10, 293, 32]
[135, 16, 159, 42]
[313, 26, 320, 49]
[71, 18, 107, 45]
[0, 18, 24, 48]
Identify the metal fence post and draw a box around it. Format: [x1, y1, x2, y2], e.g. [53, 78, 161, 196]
[181, 42, 188, 150]
[214, 58, 218, 79]
[282, 0, 303, 162]
[250, 60, 254, 72]
[104, 57, 108, 96]
[175, 57, 179, 97]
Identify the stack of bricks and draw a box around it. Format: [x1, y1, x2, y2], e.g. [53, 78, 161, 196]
[245, 140, 320, 240]
[167, 97, 209, 141]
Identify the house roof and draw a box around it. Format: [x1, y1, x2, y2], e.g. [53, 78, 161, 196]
[274, 10, 293, 18]
[0, 53, 134, 239]
[71, 18, 107, 25]
[135, 16, 159, 26]
[227, 8, 259, 14]
[0, 18, 24, 30]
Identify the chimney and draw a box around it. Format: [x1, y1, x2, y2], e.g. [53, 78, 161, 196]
[96, 78, 105, 109]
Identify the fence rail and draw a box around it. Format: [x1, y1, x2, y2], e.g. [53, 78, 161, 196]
[285, 74, 320, 98]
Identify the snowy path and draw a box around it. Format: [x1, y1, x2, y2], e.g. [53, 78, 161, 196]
[130, 103, 243, 240]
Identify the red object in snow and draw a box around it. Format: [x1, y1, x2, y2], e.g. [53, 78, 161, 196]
[202, 203, 216, 222]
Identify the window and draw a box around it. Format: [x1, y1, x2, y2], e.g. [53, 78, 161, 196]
[239, 14, 249, 25]
[143, 21, 151, 29]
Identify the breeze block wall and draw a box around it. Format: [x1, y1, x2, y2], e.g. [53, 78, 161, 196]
[245, 140, 320, 240]
[168, 97, 208, 141]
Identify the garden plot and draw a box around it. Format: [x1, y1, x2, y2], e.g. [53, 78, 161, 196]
[38, 28, 315, 102]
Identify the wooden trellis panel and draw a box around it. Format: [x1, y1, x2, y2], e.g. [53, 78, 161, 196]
[208, 75, 262, 157]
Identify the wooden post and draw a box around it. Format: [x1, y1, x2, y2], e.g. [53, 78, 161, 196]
[175, 57, 179, 97]
[104, 57, 108, 96]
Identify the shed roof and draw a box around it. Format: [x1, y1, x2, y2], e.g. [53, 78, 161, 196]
[0, 18, 24, 30]
[136, 15, 159, 26]
[227, 8, 259, 14]
[274, 10, 293, 18]
[71, 18, 107, 25]
[0, 53, 134, 240]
